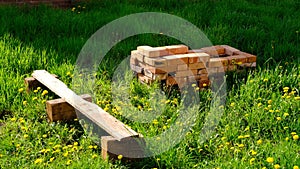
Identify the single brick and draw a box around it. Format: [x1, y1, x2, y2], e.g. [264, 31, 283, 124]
[221, 45, 240, 56]
[188, 62, 206, 69]
[165, 45, 188, 55]
[162, 55, 189, 65]
[144, 57, 167, 67]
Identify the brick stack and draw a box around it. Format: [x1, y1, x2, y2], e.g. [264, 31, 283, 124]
[130, 45, 256, 88]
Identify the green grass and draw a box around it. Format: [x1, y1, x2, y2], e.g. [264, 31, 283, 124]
[0, 0, 299, 168]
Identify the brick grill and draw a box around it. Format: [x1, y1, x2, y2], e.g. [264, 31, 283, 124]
[0, 0, 73, 8]
[130, 45, 256, 88]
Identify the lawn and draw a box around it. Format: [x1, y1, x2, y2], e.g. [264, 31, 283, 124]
[0, 0, 299, 168]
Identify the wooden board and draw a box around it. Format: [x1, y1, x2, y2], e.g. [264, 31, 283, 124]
[32, 70, 138, 141]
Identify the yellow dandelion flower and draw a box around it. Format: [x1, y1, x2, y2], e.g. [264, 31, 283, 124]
[53, 145, 61, 149]
[88, 145, 94, 149]
[203, 83, 207, 87]
[285, 137, 289, 141]
[10, 117, 16, 122]
[283, 87, 289, 91]
[42, 134, 47, 138]
[34, 89, 38, 93]
[245, 126, 250, 131]
[66, 72, 71, 76]
[295, 96, 300, 100]
[42, 90, 48, 96]
[63, 151, 68, 157]
[163, 125, 167, 130]
[118, 154, 123, 160]
[267, 100, 272, 104]
[291, 132, 297, 136]
[192, 83, 197, 87]
[93, 145, 97, 149]
[24, 134, 29, 138]
[257, 103, 262, 107]
[18, 88, 24, 93]
[73, 142, 78, 146]
[230, 102, 235, 107]
[238, 135, 245, 139]
[152, 119, 159, 125]
[250, 150, 257, 156]
[34, 158, 43, 164]
[276, 117, 282, 121]
[262, 167, 267, 169]
[293, 135, 299, 140]
[23, 101, 27, 105]
[156, 137, 161, 140]
[92, 154, 98, 159]
[244, 134, 250, 138]
[283, 126, 288, 130]
[49, 157, 55, 162]
[32, 97, 38, 101]
[283, 113, 289, 117]
[263, 78, 268, 82]
[37, 87, 41, 90]
[66, 160, 72, 165]
[238, 144, 244, 148]
[103, 107, 109, 112]
[249, 158, 255, 165]
[274, 164, 280, 169]
[257, 139, 263, 145]
[293, 166, 299, 169]
[266, 157, 274, 163]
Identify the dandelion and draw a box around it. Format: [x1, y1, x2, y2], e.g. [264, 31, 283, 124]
[257, 103, 262, 107]
[71, 7, 76, 12]
[263, 78, 268, 82]
[92, 154, 98, 159]
[63, 151, 68, 157]
[238, 144, 245, 148]
[18, 88, 24, 93]
[88, 145, 94, 149]
[283, 87, 289, 92]
[23, 101, 27, 105]
[268, 100, 272, 104]
[250, 150, 257, 156]
[117, 154, 123, 160]
[192, 83, 196, 87]
[10, 117, 16, 122]
[73, 142, 78, 146]
[24, 134, 29, 138]
[283, 113, 289, 117]
[257, 139, 263, 145]
[42, 134, 47, 138]
[238, 135, 245, 139]
[32, 97, 38, 101]
[244, 134, 250, 138]
[266, 157, 274, 163]
[93, 145, 97, 149]
[49, 157, 55, 162]
[66, 160, 72, 165]
[203, 83, 207, 87]
[34, 89, 38, 93]
[283, 126, 288, 130]
[295, 96, 300, 100]
[42, 90, 48, 96]
[249, 158, 255, 165]
[294, 166, 299, 169]
[66, 72, 71, 76]
[34, 158, 43, 164]
[274, 164, 280, 169]
[230, 102, 235, 107]
[276, 117, 282, 121]
[293, 135, 299, 140]
[152, 119, 159, 125]
[291, 132, 297, 136]
[285, 137, 289, 141]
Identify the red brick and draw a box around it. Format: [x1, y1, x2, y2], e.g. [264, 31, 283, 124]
[165, 45, 188, 55]
[144, 57, 167, 67]
[186, 53, 210, 64]
[162, 55, 189, 65]
[201, 45, 225, 56]
[188, 62, 206, 69]
[221, 45, 240, 56]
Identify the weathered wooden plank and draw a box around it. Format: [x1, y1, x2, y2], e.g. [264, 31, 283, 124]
[32, 70, 138, 140]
